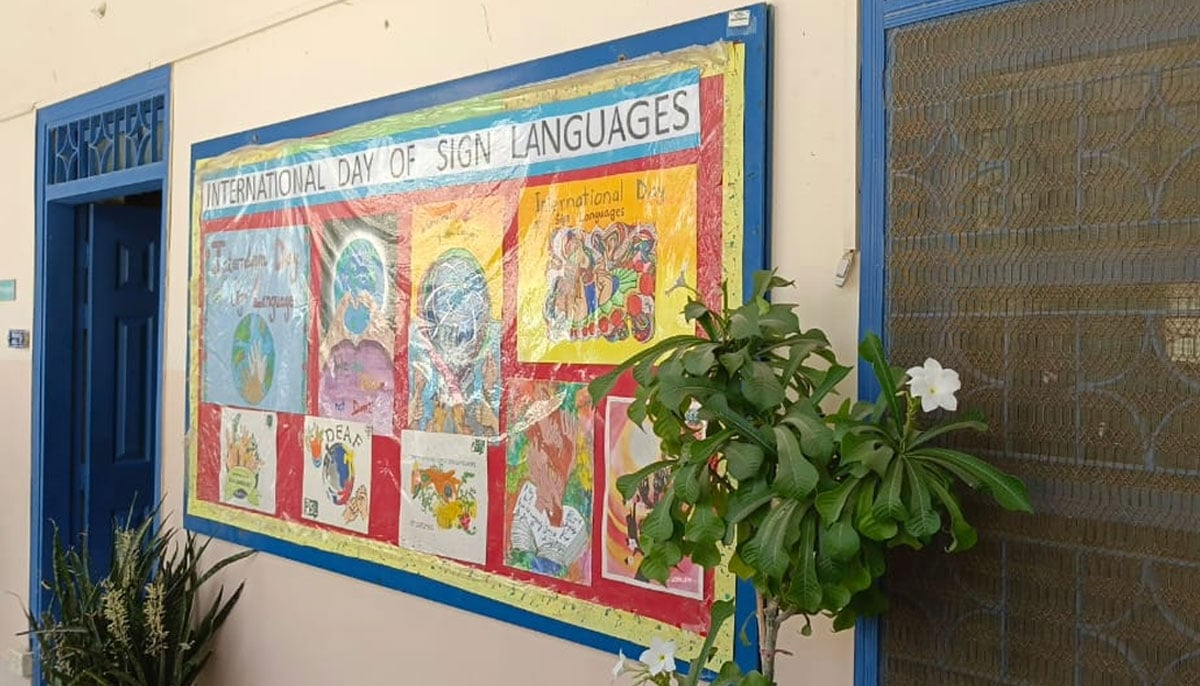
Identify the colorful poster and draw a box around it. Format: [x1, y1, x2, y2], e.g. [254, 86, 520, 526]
[219, 407, 278, 514]
[318, 215, 397, 434]
[407, 198, 504, 437]
[602, 398, 703, 598]
[516, 166, 699, 364]
[400, 430, 489, 564]
[504, 380, 594, 584]
[302, 416, 373, 533]
[202, 226, 309, 413]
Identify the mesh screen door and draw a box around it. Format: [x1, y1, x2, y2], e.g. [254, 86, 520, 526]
[880, 0, 1200, 683]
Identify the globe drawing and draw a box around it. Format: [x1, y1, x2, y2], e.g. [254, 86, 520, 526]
[231, 313, 275, 405]
[333, 238, 386, 336]
[322, 441, 356, 505]
[417, 249, 491, 368]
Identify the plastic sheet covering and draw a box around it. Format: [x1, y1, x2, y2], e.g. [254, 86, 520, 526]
[881, 0, 1200, 683]
[187, 41, 747, 659]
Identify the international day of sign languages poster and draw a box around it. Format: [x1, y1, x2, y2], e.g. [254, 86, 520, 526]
[219, 407, 278, 515]
[406, 197, 504, 438]
[202, 226, 310, 414]
[400, 430, 488, 564]
[318, 215, 397, 434]
[302, 416, 373, 534]
[504, 379, 595, 584]
[603, 398, 704, 598]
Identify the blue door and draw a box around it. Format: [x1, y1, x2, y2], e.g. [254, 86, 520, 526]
[74, 204, 160, 577]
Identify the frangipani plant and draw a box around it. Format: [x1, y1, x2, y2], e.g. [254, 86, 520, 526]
[590, 270, 1033, 684]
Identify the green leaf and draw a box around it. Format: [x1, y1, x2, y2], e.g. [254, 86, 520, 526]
[781, 400, 834, 463]
[588, 334, 698, 401]
[726, 480, 774, 524]
[684, 300, 710, 322]
[844, 557, 874, 592]
[822, 583, 852, 611]
[782, 340, 825, 386]
[811, 364, 853, 404]
[908, 411, 988, 450]
[684, 506, 726, 544]
[729, 552, 756, 579]
[858, 333, 905, 434]
[657, 541, 684, 566]
[786, 513, 822, 613]
[729, 303, 762, 340]
[905, 510, 941, 540]
[616, 460, 673, 501]
[913, 447, 1034, 513]
[840, 431, 895, 477]
[856, 481, 899, 541]
[740, 671, 773, 686]
[832, 607, 859, 632]
[927, 477, 979, 552]
[705, 394, 773, 451]
[683, 344, 719, 376]
[725, 441, 765, 481]
[741, 501, 801, 578]
[773, 426, 819, 499]
[820, 521, 861, 561]
[751, 269, 793, 300]
[658, 363, 718, 409]
[863, 539, 887, 577]
[712, 661, 744, 686]
[682, 599, 737, 686]
[742, 361, 786, 411]
[815, 477, 860, 523]
[902, 461, 938, 539]
[760, 304, 800, 335]
[873, 458, 908, 522]
[684, 429, 734, 466]
[719, 349, 749, 375]
[675, 463, 703, 504]
[691, 541, 723, 568]
[639, 552, 669, 584]
[641, 491, 676, 542]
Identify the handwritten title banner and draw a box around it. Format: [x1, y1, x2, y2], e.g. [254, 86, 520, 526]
[201, 75, 702, 217]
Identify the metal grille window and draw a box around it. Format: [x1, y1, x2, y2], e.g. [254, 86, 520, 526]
[881, 0, 1200, 683]
[46, 94, 166, 186]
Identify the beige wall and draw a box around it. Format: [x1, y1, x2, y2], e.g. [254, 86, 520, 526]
[0, 1, 859, 683]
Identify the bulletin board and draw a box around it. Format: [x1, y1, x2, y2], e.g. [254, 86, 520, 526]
[185, 6, 769, 668]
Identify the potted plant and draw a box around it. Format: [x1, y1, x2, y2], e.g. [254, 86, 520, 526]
[591, 270, 1033, 684]
[24, 509, 253, 686]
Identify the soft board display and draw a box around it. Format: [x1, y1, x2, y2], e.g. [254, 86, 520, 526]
[187, 10, 767, 666]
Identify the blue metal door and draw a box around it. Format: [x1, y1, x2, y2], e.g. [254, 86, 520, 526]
[74, 204, 160, 577]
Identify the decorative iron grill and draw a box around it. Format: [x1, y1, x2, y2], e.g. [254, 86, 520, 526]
[46, 94, 165, 186]
[881, 0, 1200, 683]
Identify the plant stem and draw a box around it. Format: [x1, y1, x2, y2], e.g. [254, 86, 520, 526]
[758, 594, 781, 683]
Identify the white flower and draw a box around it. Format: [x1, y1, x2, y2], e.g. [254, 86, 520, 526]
[906, 358, 961, 412]
[639, 637, 677, 676]
[612, 651, 627, 679]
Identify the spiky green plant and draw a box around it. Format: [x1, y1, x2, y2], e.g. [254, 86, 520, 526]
[24, 510, 252, 686]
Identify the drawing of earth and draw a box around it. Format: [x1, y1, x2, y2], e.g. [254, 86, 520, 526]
[321, 440, 356, 505]
[231, 314, 275, 405]
[334, 238, 386, 336]
[416, 249, 491, 369]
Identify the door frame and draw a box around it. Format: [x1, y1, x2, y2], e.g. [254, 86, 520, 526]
[30, 66, 171, 631]
[855, 1, 1029, 684]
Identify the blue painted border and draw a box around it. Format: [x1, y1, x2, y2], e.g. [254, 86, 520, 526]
[855, 1, 1029, 685]
[185, 5, 770, 675]
[31, 65, 172, 681]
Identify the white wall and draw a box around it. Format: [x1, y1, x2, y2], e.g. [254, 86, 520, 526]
[0, 1, 859, 683]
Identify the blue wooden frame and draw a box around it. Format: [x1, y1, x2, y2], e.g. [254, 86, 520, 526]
[185, 5, 770, 672]
[854, 1, 1028, 684]
[31, 65, 172, 669]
